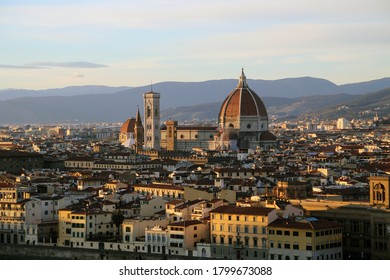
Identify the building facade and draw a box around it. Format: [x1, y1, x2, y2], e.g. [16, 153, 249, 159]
[210, 205, 278, 259]
[0, 184, 30, 244]
[268, 217, 343, 260]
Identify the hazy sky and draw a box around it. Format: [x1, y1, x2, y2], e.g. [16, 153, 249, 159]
[1, 0, 389, 89]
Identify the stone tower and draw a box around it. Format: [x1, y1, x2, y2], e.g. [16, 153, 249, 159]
[134, 106, 144, 152]
[165, 120, 178, 151]
[143, 90, 160, 150]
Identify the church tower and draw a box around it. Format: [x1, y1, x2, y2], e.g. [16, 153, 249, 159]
[143, 90, 160, 150]
[134, 106, 144, 152]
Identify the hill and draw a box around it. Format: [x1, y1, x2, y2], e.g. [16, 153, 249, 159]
[0, 77, 389, 124]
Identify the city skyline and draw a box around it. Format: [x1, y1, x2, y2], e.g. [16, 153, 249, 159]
[1, 0, 389, 90]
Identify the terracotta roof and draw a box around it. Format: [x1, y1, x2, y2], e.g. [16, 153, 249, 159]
[168, 220, 204, 227]
[210, 205, 274, 216]
[134, 184, 184, 191]
[268, 218, 342, 230]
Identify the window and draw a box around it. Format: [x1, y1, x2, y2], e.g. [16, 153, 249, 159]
[236, 216, 240, 221]
[293, 244, 299, 250]
[125, 227, 131, 233]
[306, 232, 312, 237]
[284, 230, 290, 236]
[375, 223, 386, 236]
[284, 243, 290, 249]
[306, 245, 312, 251]
[375, 241, 387, 251]
[276, 230, 282, 235]
[253, 226, 258, 234]
[244, 226, 249, 233]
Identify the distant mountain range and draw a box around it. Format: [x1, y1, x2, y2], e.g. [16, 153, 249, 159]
[0, 77, 389, 124]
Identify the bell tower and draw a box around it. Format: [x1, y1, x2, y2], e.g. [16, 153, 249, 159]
[143, 90, 160, 150]
[134, 106, 144, 152]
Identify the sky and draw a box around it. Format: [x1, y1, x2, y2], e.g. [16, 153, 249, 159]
[0, 0, 389, 90]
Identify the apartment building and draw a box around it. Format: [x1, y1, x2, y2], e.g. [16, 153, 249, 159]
[24, 195, 75, 245]
[0, 184, 30, 244]
[268, 217, 343, 260]
[58, 206, 113, 248]
[210, 205, 278, 259]
[167, 220, 209, 256]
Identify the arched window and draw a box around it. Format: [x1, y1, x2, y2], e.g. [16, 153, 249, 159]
[147, 107, 151, 118]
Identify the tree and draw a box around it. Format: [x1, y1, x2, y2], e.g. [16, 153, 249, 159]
[111, 209, 125, 241]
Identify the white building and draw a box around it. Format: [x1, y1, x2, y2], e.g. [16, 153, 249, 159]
[24, 196, 76, 245]
[337, 118, 349, 130]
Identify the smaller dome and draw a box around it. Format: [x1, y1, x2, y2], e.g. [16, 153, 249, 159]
[260, 131, 277, 141]
[120, 118, 136, 134]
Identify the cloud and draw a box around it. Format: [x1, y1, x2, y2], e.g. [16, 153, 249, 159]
[28, 61, 108, 68]
[0, 64, 42, 69]
[0, 61, 108, 69]
[2, 0, 389, 30]
[72, 73, 85, 78]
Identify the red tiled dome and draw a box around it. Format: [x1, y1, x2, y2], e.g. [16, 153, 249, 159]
[219, 69, 267, 120]
[120, 118, 136, 134]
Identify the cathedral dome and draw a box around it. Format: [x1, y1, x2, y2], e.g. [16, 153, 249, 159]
[218, 69, 268, 121]
[120, 118, 136, 134]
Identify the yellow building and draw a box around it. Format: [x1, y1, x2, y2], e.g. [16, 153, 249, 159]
[0, 184, 30, 244]
[133, 183, 184, 199]
[267, 217, 343, 260]
[58, 207, 113, 248]
[210, 205, 278, 259]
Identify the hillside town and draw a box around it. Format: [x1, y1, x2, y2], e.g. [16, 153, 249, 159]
[0, 71, 389, 260]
